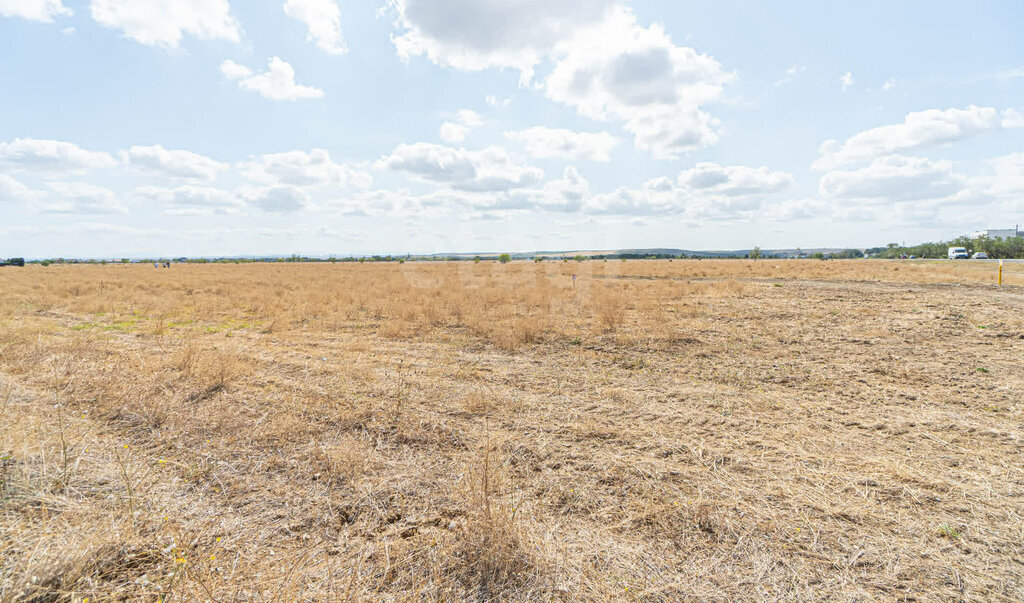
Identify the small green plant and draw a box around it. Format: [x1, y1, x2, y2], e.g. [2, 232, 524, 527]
[498, 253, 512, 264]
[569, 336, 582, 346]
[936, 524, 962, 539]
[976, 367, 989, 373]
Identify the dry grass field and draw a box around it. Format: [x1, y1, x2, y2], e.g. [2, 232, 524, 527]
[1, 259, 1023, 600]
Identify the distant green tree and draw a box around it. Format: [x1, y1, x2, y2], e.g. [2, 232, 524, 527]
[498, 253, 512, 264]
[832, 249, 863, 259]
[870, 234, 1024, 259]
[749, 246, 762, 260]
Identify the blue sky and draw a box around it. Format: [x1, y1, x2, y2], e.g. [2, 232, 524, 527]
[1, 0, 1022, 257]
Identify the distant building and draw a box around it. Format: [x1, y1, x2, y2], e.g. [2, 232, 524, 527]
[970, 227, 1023, 239]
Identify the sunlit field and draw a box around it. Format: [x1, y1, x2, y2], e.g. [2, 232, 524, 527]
[2, 259, 1023, 600]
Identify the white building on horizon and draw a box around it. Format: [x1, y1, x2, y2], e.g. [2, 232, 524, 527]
[970, 226, 1023, 239]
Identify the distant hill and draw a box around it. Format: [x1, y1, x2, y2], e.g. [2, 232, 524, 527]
[23, 247, 866, 263]
[423, 247, 862, 259]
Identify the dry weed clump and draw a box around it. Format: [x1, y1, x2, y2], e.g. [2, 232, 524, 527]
[451, 437, 537, 596]
[0, 260, 1023, 599]
[311, 434, 376, 485]
[0, 385, 173, 600]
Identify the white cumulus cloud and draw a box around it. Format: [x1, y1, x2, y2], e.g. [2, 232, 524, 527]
[239, 186, 310, 213]
[389, 2, 731, 159]
[814, 105, 1000, 170]
[545, 7, 732, 159]
[283, 0, 346, 55]
[43, 181, 126, 214]
[133, 185, 244, 215]
[839, 71, 854, 92]
[763, 198, 828, 221]
[0, 138, 117, 171]
[0, 0, 71, 22]
[677, 162, 794, 196]
[220, 57, 324, 101]
[486, 165, 591, 213]
[89, 0, 241, 48]
[485, 94, 512, 109]
[584, 182, 681, 216]
[819, 155, 967, 203]
[582, 161, 792, 218]
[388, 0, 616, 82]
[240, 148, 371, 188]
[505, 127, 620, 162]
[980, 152, 1024, 199]
[439, 123, 471, 144]
[1002, 108, 1024, 128]
[122, 145, 228, 181]
[528, 165, 591, 212]
[0, 174, 39, 204]
[380, 143, 543, 192]
[439, 110, 483, 144]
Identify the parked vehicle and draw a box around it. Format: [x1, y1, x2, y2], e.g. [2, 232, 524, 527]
[972, 252, 988, 259]
[948, 247, 969, 260]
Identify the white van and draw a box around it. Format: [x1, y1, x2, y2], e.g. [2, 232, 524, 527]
[948, 247, 968, 259]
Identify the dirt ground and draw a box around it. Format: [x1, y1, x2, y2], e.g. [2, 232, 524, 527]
[1, 260, 1022, 600]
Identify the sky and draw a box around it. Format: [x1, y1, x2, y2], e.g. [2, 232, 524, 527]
[1, 0, 1023, 258]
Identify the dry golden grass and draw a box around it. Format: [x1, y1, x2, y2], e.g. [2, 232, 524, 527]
[1, 259, 1023, 600]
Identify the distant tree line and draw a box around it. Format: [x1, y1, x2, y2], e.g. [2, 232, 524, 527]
[868, 235, 1024, 259]
[21, 250, 875, 266]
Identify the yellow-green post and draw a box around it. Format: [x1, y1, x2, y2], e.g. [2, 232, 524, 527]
[998, 259, 1003, 286]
